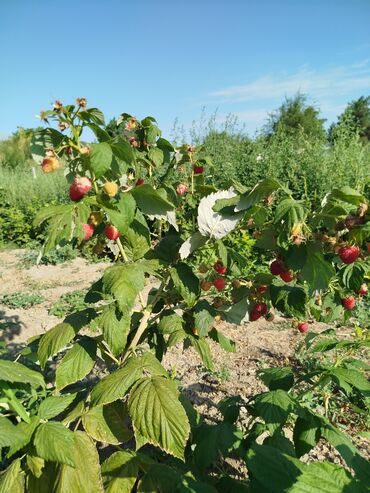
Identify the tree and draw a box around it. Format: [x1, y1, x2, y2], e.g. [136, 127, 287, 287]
[329, 96, 370, 143]
[265, 93, 326, 140]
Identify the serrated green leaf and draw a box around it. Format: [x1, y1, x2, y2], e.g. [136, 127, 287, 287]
[0, 417, 27, 448]
[128, 376, 190, 459]
[34, 422, 75, 467]
[208, 328, 236, 352]
[270, 284, 307, 318]
[7, 417, 40, 458]
[131, 184, 174, 216]
[56, 337, 96, 390]
[38, 394, 77, 420]
[274, 198, 307, 232]
[110, 137, 134, 163]
[257, 367, 294, 391]
[252, 390, 294, 433]
[26, 454, 45, 479]
[188, 335, 213, 370]
[101, 450, 139, 493]
[0, 458, 24, 493]
[103, 192, 136, 235]
[293, 415, 321, 457]
[122, 211, 151, 261]
[54, 431, 104, 493]
[0, 359, 44, 388]
[82, 402, 133, 445]
[329, 186, 365, 206]
[90, 353, 167, 406]
[89, 142, 112, 178]
[103, 264, 145, 313]
[288, 461, 357, 493]
[96, 304, 130, 356]
[158, 310, 184, 334]
[236, 178, 282, 212]
[301, 249, 335, 294]
[170, 263, 200, 307]
[193, 300, 216, 337]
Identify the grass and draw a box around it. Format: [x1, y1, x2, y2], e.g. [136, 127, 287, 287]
[48, 289, 90, 318]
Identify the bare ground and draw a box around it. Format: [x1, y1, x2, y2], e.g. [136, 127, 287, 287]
[0, 249, 369, 465]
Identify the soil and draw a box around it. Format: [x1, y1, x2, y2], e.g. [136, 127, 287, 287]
[0, 248, 369, 466]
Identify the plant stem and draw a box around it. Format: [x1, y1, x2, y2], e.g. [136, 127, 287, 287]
[116, 237, 129, 262]
[121, 309, 151, 364]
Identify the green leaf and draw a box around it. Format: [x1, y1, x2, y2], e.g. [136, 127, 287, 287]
[301, 248, 335, 294]
[103, 192, 136, 235]
[122, 211, 151, 260]
[293, 415, 321, 457]
[101, 450, 139, 493]
[37, 309, 96, 368]
[89, 142, 112, 178]
[218, 298, 251, 324]
[26, 461, 57, 493]
[274, 198, 307, 232]
[128, 376, 190, 459]
[208, 328, 236, 352]
[289, 461, 357, 493]
[131, 184, 174, 216]
[158, 311, 184, 334]
[7, 417, 40, 458]
[331, 368, 370, 395]
[340, 262, 367, 292]
[137, 464, 180, 493]
[54, 431, 104, 492]
[236, 178, 282, 212]
[329, 186, 365, 206]
[56, 337, 96, 390]
[90, 352, 167, 406]
[0, 417, 28, 448]
[110, 137, 134, 163]
[26, 454, 45, 479]
[103, 264, 145, 313]
[82, 402, 133, 445]
[193, 300, 216, 337]
[179, 232, 208, 260]
[170, 263, 200, 307]
[257, 367, 294, 391]
[34, 422, 75, 466]
[96, 305, 130, 356]
[148, 147, 164, 166]
[0, 458, 24, 493]
[246, 444, 304, 492]
[79, 107, 105, 125]
[0, 359, 44, 388]
[38, 394, 77, 420]
[270, 283, 307, 318]
[188, 335, 213, 370]
[252, 390, 294, 433]
[31, 128, 65, 164]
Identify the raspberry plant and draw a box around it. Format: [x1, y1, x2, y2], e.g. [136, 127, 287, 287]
[0, 99, 369, 491]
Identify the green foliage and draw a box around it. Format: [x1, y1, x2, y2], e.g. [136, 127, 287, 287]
[0, 99, 369, 492]
[21, 243, 78, 267]
[0, 291, 44, 309]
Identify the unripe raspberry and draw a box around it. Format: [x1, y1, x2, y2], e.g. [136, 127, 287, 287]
[76, 97, 87, 107]
[42, 156, 60, 173]
[358, 284, 368, 296]
[58, 121, 69, 131]
[213, 297, 224, 308]
[104, 225, 120, 241]
[232, 279, 241, 289]
[69, 177, 92, 202]
[213, 278, 226, 291]
[176, 183, 188, 196]
[338, 245, 360, 264]
[198, 264, 208, 274]
[82, 223, 94, 241]
[53, 100, 63, 111]
[89, 212, 103, 226]
[201, 280, 212, 291]
[341, 296, 356, 310]
[103, 181, 119, 198]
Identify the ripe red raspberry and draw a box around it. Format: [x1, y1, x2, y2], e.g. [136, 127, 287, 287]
[358, 284, 368, 296]
[338, 245, 360, 264]
[341, 296, 356, 310]
[254, 302, 267, 316]
[298, 322, 309, 334]
[69, 177, 92, 202]
[270, 260, 284, 276]
[249, 309, 261, 321]
[193, 165, 204, 174]
[280, 271, 294, 283]
[257, 285, 268, 294]
[213, 278, 226, 291]
[176, 183, 188, 196]
[214, 261, 227, 275]
[136, 179, 145, 186]
[104, 225, 120, 241]
[82, 223, 94, 241]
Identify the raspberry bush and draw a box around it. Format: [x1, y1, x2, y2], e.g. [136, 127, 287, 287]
[0, 99, 369, 491]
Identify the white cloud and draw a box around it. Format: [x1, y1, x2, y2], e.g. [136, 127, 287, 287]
[208, 61, 370, 103]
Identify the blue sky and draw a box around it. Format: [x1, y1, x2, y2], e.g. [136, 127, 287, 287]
[0, 0, 369, 139]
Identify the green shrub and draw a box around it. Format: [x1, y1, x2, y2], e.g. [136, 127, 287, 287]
[21, 243, 78, 267]
[48, 290, 90, 318]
